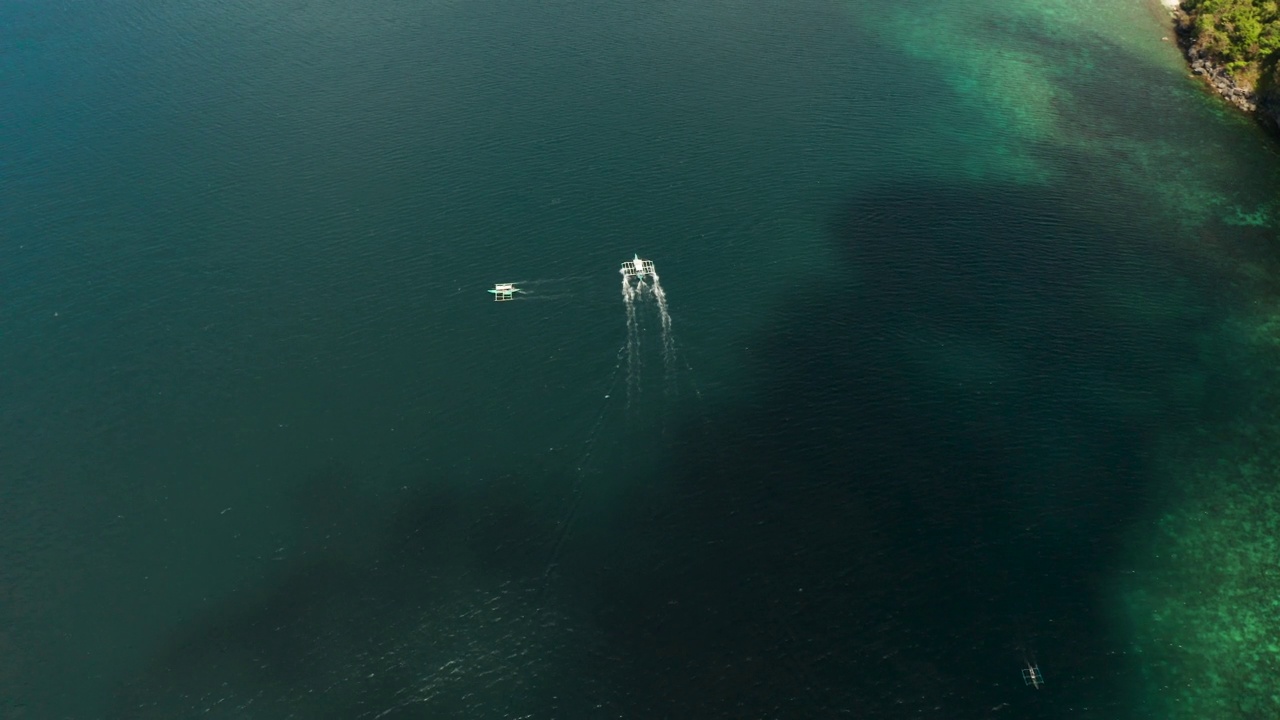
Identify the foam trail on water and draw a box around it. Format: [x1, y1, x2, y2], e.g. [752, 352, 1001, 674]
[622, 271, 639, 406]
[513, 292, 575, 301]
[513, 275, 595, 285]
[650, 271, 676, 383]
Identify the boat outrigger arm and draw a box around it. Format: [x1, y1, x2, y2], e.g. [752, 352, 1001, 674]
[489, 282, 520, 301]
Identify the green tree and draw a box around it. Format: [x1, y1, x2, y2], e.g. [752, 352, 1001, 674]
[1185, 0, 1280, 83]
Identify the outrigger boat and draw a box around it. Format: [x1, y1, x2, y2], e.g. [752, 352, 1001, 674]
[620, 254, 655, 279]
[1022, 662, 1043, 690]
[489, 282, 520, 301]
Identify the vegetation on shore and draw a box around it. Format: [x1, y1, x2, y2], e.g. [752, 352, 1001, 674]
[1182, 0, 1280, 87]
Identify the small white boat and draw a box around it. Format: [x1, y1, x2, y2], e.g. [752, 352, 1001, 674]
[488, 283, 520, 301]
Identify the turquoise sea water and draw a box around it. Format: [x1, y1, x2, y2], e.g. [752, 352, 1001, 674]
[3, 0, 1280, 717]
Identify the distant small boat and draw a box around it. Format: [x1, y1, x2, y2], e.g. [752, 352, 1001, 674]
[1022, 662, 1043, 690]
[488, 283, 520, 301]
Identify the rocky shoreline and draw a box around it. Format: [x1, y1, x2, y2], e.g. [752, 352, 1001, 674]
[1164, 2, 1280, 131]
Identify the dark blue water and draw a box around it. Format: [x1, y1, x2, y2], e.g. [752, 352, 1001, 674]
[3, 0, 1280, 717]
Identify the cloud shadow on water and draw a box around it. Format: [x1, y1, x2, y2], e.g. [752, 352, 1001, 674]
[107, 455, 596, 719]
[110, 176, 1225, 719]
[573, 179, 1220, 718]
[108, 173, 1226, 720]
